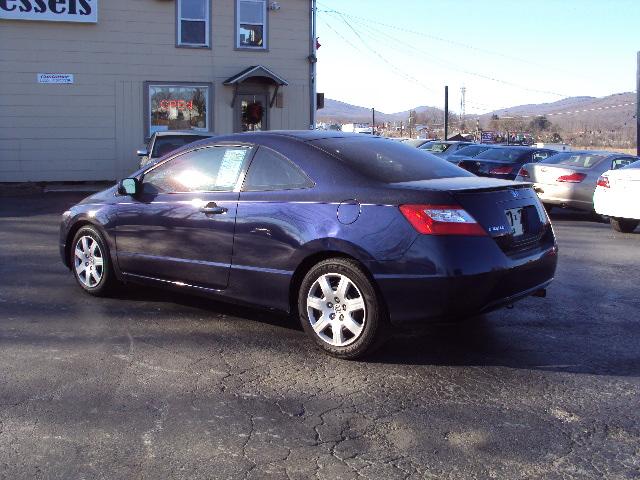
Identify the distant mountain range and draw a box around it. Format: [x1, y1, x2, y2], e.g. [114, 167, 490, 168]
[478, 92, 636, 132]
[317, 98, 442, 124]
[318, 92, 636, 132]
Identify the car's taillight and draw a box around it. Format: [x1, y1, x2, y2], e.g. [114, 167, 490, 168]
[489, 166, 514, 175]
[596, 176, 610, 188]
[518, 167, 530, 178]
[557, 172, 586, 183]
[399, 204, 487, 236]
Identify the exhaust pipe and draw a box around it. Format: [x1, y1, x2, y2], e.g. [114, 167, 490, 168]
[532, 288, 547, 298]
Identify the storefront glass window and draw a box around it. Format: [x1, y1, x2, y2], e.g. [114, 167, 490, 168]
[149, 85, 209, 135]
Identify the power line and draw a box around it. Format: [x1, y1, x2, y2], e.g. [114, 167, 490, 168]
[318, 8, 635, 120]
[321, 14, 440, 96]
[337, 12, 569, 98]
[318, 17, 367, 56]
[316, 3, 584, 80]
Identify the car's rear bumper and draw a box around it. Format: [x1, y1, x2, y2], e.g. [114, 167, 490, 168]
[373, 235, 558, 325]
[530, 182, 592, 210]
[594, 187, 640, 220]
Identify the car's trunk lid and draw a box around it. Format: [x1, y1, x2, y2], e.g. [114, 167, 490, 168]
[525, 163, 590, 184]
[457, 159, 519, 178]
[391, 177, 550, 255]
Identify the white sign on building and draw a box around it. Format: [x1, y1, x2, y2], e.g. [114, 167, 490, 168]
[37, 73, 75, 84]
[0, 0, 98, 23]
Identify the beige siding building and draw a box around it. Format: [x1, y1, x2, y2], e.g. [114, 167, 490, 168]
[0, 0, 315, 182]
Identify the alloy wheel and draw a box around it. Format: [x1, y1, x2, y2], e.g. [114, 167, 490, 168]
[306, 273, 366, 347]
[73, 235, 104, 288]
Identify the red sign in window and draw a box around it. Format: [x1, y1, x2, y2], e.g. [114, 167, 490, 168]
[160, 100, 194, 110]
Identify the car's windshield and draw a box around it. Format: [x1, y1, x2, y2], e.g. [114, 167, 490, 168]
[450, 145, 490, 158]
[474, 147, 529, 163]
[420, 142, 451, 153]
[152, 135, 210, 158]
[312, 137, 472, 183]
[542, 152, 606, 168]
[622, 159, 640, 169]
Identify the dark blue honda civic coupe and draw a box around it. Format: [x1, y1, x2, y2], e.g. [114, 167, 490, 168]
[60, 131, 557, 359]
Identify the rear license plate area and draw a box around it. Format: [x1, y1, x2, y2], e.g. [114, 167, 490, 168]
[505, 207, 524, 236]
[497, 205, 548, 254]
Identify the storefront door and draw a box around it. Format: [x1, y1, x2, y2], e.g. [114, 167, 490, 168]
[235, 94, 269, 133]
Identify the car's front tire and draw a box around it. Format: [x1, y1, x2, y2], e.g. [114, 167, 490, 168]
[610, 217, 639, 233]
[298, 258, 388, 359]
[70, 226, 117, 296]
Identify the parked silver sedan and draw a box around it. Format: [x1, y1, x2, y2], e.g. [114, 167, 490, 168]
[515, 151, 638, 212]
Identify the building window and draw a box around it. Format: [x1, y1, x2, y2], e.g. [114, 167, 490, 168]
[178, 0, 210, 47]
[146, 83, 211, 137]
[237, 0, 267, 49]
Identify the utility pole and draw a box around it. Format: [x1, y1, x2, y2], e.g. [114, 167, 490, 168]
[637, 51, 639, 156]
[309, 0, 317, 130]
[444, 85, 449, 140]
[460, 86, 466, 131]
[372, 108, 375, 135]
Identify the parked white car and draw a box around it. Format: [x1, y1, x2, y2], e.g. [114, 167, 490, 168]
[593, 159, 640, 232]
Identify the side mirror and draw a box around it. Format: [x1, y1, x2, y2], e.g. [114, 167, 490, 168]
[117, 178, 140, 196]
[137, 148, 149, 157]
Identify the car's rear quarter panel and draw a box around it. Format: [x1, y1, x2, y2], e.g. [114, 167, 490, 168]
[229, 189, 419, 312]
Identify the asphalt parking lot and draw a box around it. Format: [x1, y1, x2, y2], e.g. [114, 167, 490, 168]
[0, 192, 639, 480]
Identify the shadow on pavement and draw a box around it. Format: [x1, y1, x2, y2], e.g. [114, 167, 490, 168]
[0, 193, 90, 218]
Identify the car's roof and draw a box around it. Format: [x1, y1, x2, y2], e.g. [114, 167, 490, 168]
[197, 130, 391, 144]
[550, 150, 629, 157]
[483, 145, 540, 150]
[251, 130, 369, 141]
[153, 130, 216, 137]
[152, 131, 393, 162]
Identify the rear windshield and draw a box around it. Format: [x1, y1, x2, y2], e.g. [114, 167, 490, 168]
[542, 152, 606, 168]
[311, 137, 472, 183]
[450, 145, 489, 158]
[420, 142, 451, 153]
[152, 135, 210, 158]
[474, 147, 529, 163]
[622, 159, 640, 169]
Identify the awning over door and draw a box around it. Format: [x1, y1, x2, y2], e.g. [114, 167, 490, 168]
[223, 65, 288, 107]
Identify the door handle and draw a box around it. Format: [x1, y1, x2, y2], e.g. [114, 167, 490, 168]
[200, 202, 228, 215]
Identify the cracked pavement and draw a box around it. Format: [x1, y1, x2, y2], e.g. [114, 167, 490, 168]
[0, 193, 639, 479]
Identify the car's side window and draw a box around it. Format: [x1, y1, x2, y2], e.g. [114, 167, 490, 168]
[531, 150, 552, 161]
[242, 147, 313, 191]
[142, 146, 252, 193]
[612, 157, 635, 170]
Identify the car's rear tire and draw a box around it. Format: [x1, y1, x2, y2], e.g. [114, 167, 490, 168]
[70, 226, 118, 296]
[610, 218, 639, 233]
[298, 258, 388, 359]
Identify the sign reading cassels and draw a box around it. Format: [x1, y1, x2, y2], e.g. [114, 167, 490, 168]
[0, 0, 98, 23]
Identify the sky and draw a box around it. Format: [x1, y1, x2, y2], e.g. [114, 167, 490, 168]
[315, 0, 639, 114]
